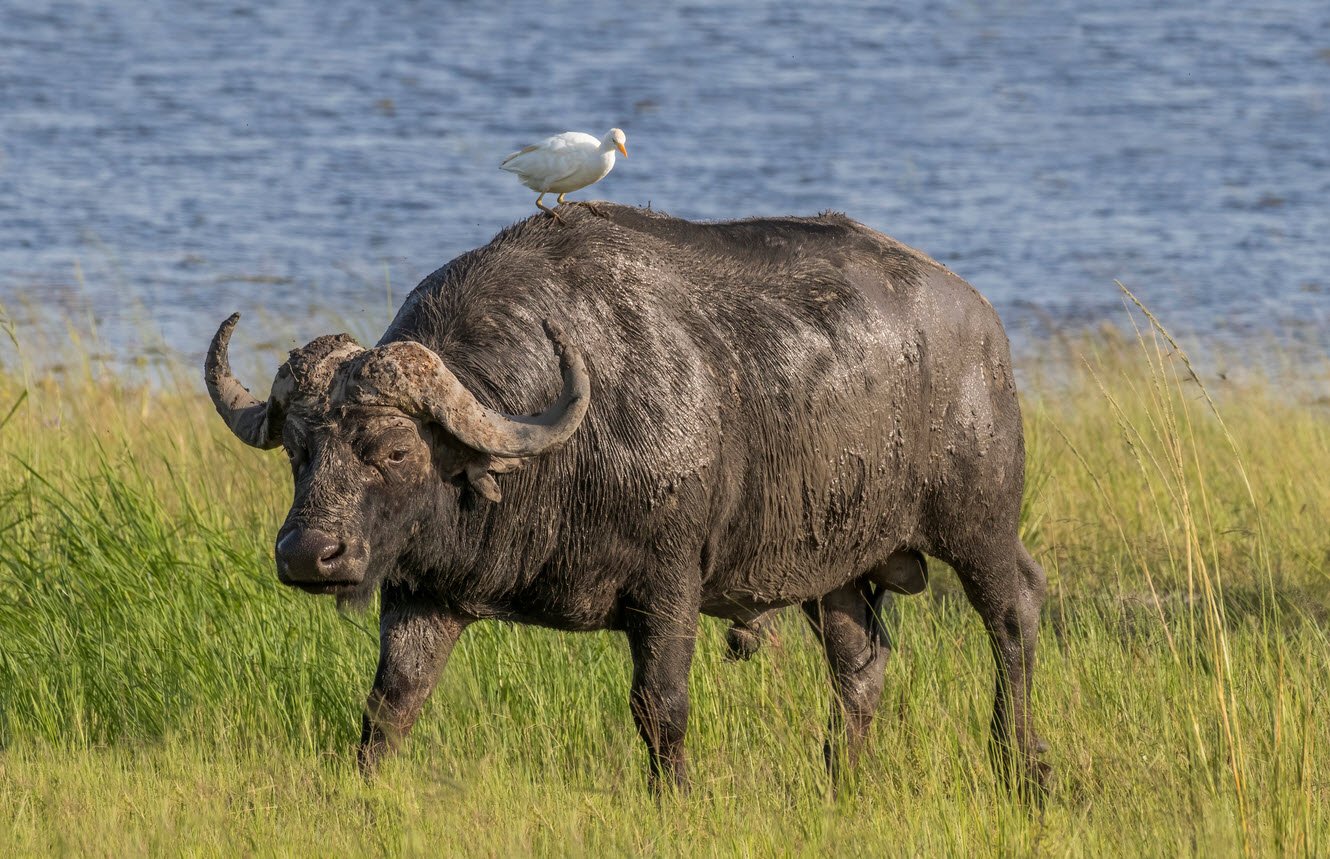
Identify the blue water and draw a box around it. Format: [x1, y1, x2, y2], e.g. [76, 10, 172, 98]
[2, 0, 1328, 368]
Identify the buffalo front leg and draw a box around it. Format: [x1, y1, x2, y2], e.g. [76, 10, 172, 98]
[803, 579, 891, 783]
[625, 603, 699, 793]
[358, 588, 469, 776]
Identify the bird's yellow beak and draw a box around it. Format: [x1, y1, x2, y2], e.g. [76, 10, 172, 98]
[616, 142, 628, 158]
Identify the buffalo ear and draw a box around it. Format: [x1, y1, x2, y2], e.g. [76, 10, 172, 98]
[463, 455, 524, 504]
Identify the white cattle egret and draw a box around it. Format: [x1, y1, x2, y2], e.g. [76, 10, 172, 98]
[501, 128, 628, 220]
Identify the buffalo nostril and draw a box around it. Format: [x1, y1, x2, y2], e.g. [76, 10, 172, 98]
[317, 541, 347, 570]
[276, 528, 347, 581]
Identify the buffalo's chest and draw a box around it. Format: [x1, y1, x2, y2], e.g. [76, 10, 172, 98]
[453, 581, 626, 632]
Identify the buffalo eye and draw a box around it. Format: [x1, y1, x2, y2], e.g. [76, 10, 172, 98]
[385, 447, 410, 465]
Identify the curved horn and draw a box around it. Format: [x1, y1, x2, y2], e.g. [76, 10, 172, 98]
[350, 320, 590, 458]
[204, 313, 284, 449]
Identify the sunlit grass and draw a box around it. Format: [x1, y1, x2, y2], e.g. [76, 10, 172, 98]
[0, 298, 1326, 856]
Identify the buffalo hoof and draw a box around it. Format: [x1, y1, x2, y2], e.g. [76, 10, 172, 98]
[357, 743, 381, 780]
[1020, 760, 1053, 808]
[992, 740, 1052, 806]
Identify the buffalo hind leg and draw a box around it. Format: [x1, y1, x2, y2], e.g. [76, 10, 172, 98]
[625, 602, 698, 793]
[803, 579, 892, 783]
[358, 587, 469, 776]
[955, 544, 1049, 797]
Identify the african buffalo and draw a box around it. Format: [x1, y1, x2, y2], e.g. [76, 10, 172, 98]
[205, 204, 1049, 792]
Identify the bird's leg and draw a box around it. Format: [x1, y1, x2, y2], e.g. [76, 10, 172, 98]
[535, 193, 564, 224]
[557, 192, 608, 219]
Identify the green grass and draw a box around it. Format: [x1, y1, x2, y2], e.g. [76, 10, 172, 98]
[1, 300, 1327, 856]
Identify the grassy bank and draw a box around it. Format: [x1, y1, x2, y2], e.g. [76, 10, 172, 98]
[0, 306, 1327, 856]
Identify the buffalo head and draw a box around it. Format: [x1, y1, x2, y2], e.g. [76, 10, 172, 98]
[203, 313, 590, 603]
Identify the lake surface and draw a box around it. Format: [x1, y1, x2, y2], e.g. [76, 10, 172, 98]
[1, 0, 1328, 372]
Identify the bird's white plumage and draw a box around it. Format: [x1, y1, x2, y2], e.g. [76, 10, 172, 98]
[501, 128, 627, 199]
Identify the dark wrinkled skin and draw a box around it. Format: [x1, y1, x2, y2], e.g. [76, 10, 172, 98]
[210, 204, 1049, 795]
